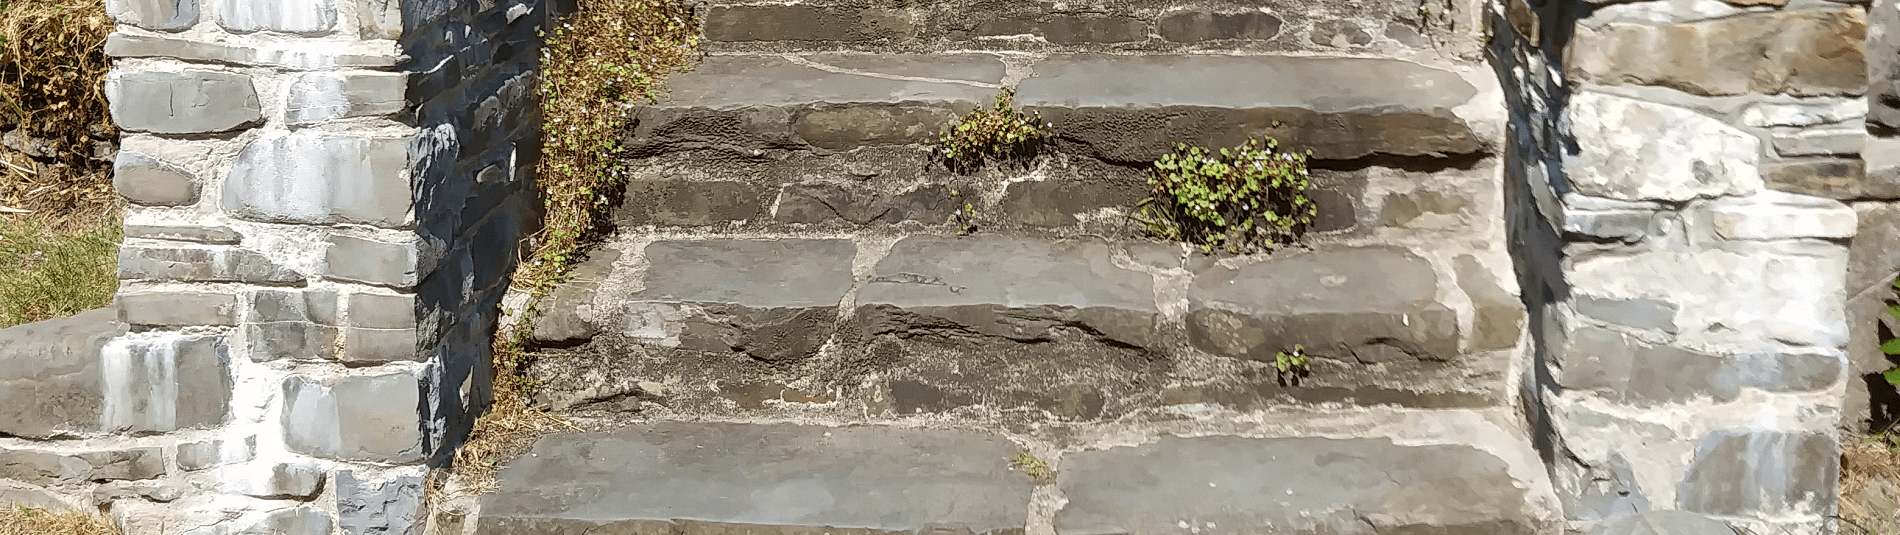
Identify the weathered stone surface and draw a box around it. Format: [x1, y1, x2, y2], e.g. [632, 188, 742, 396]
[118, 291, 238, 327]
[774, 183, 956, 226]
[0, 449, 90, 484]
[324, 235, 424, 288]
[105, 32, 400, 69]
[79, 448, 165, 481]
[1380, 189, 1472, 228]
[105, 70, 261, 134]
[118, 245, 303, 283]
[1705, 192, 1856, 241]
[0, 480, 88, 513]
[224, 461, 324, 499]
[1455, 255, 1525, 352]
[1309, 20, 1373, 47]
[338, 471, 424, 535]
[0, 308, 122, 438]
[973, 14, 1146, 44]
[1560, 325, 1841, 404]
[1564, 91, 1760, 202]
[1057, 436, 1542, 534]
[1187, 247, 1459, 362]
[480, 423, 1030, 534]
[1569, 246, 1848, 349]
[99, 334, 231, 432]
[285, 72, 407, 125]
[244, 289, 339, 362]
[1574, 295, 1680, 334]
[1598, 511, 1737, 535]
[704, 5, 911, 42]
[533, 250, 619, 345]
[178, 437, 253, 471]
[123, 223, 241, 244]
[217, 0, 336, 34]
[113, 152, 198, 206]
[1018, 55, 1482, 162]
[238, 506, 333, 535]
[632, 240, 856, 308]
[1568, 9, 1867, 96]
[1772, 129, 1864, 157]
[1559, 194, 1667, 243]
[618, 181, 768, 226]
[282, 371, 424, 463]
[1763, 158, 1886, 200]
[224, 131, 412, 227]
[105, 0, 197, 31]
[356, 0, 400, 39]
[339, 292, 419, 364]
[1678, 430, 1836, 516]
[1850, 204, 1900, 298]
[1157, 10, 1281, 42]
[1740, 99, 1866, 127]
[996, 179, 1143, 227]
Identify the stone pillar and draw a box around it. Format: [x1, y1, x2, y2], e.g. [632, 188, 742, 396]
[78, 0, 545, 531]
[1858, 0, 1900, 437]
[1497, 0, 1863, 532]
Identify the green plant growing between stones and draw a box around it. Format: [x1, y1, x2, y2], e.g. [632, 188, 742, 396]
[935, 88, 1048, 168]
[1133, 137, 1316, 254]
[1010, 452, 1051, 482]
[1275, 344, 1309, 385]
[951, 188, 976, 235]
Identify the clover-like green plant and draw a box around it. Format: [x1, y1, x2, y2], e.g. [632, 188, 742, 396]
[935, 88, 1048, 168]
[1133, 137, 1316, 254]
[1010, 452, 1051, 482]
[1879, 279, 1900, 387]
[1275, 344, 1309, 385]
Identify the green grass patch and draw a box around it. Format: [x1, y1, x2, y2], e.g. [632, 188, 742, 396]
[0, 215, 118, 328]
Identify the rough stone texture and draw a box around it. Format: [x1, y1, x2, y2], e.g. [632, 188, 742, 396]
[244, 289, 340, 362]
[972, 14, 1147, 44]
[1677, 430, 1837, 516]
[1309, 20, 1373, 47]
[1598, 511, 1738, 535]
[704, 5, 912, 42]
[105, 0, 198, 31]
[774, 183, 957, 226]
[1018, 55, 1482, 162]
[1559, 325, 1840, 404]
[117, 291, 238, 327]
[1574, 295, 1680, 334]
[532, 250, 619, 344]
[1763, 158, 1896, 200]
[1568, 246, 1849, 350]
[224, 462, 325, 499]
[216, 0, 337, 35]
[479, 423, 1031, 534]
[337, 471, 424, 535]
[1704, 192, 1857, 240]
[0, 308, 123, 438]
[281, 371, 424, 463]
[105, 70, 262, 134]
[113, 152, 199, 206]
[356, 0, 400, 39]
[239, 506, 334, 535]
[1772, 129, 1864, 157]
[1, 447, 165, 484]
[1741, 99, 1867, 128]
[996, 179, 1143, 227]
[341, 292, 419, 364]
[104, 32, 401, 69]
[632, 240, 856, 308]
[123, 223, 241, 244]
[178, 437, 253, 471]
[1187, 247, 1459, 362]
[1568, 9, 1867, 96]
[99, 334, 232, 432]
[324, 235, 424, 288]
[1455, 255, 1525, 352]
[223, 131, 412, 227]
[1157, 10, 1281, 42]
[285, 72, 407, 125]
[1564, 91, 1760, 202]
[1846, 204, 1900, 428]
[1057, 436, 1541, 534]
[117, 245, 304, 283]
[617, 181, 768, 226]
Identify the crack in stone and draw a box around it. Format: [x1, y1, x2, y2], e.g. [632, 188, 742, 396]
[871, 272, 967, 294]
[782, 55, 1003, 90]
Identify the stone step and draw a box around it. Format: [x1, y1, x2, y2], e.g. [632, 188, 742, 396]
[630, 53, 1486, 163]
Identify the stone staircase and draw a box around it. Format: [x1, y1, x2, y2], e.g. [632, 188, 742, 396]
[474, 1, 1557, 533]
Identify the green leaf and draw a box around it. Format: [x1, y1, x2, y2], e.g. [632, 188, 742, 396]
[1889, 305, 1900, 321]
[1884, 367, 1900, 386]
[1886, 338, 1900, 355]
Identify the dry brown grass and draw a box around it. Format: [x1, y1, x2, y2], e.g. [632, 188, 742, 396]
[1843, 441, 1900, 534]
[1, 0, 119, 232]
[0, 506, 116, 535]
[441, 0, 699, 494]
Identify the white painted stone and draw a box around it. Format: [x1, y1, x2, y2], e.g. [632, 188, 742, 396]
[1564, 91, 1762, 202]
[222, 130, 413, 228]
[1740, 99, 1867, 128]
[1705, 192, 1857, 241]
[217, 0, 337, 35]
[285, 72, 407, 125]
[105, 0, 197, 31]
[1569, 244, 1849, 350]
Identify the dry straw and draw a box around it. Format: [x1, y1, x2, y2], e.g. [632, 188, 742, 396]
[0, 506, 117, 535]
[0, 0, 119, 231]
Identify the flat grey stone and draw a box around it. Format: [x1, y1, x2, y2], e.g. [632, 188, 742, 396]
[1677, 430, 1836, 516]
[704, 5, 913, 42]
[1574, 295, 1679, 334]
[863, 236, 1155, 311]
[1763, 158, 1896, 201]
[105, 70, 261, 134]
[281, 371, 423, 463]
[0, 448, 91, 484]
[337, 471, 424, 535]
[0, 480, 87, 513]
[1157, 10, 1283, 42]
[1560, 325, 1842, 404]
[774, 183, 956, 226]
[324, 235, 423, 288]
[532, 250, 619, 344]
[224, 131, 412, 228]
[633, 240, 856, 308]
[105, 0, 197, 31]
[237, 506, 333, 535]
[1565, 91, 1761, 202]
[113, 152, 198, 206]
[479, 423, 1030, 534]
[225, 462, 324, 499]
[1568, 10, 1866, 97]
[348, 292, 415, 329]
[118, 245, 303, 283]
[1772, 129, 1864, 156]
[1597, 510, 1736, 535]
[178, 437, 253, 471]
[217, 0, 336, 34]
[1057, 436, 1539, 534]
[973, 13, 1146, 44]
[99, 334, 231, 432]
[340, 327, 419, 364]
[117, 291, 238, 327]
[243, 289, 339, 362]
[1186, 247, 1458, 361]
[285, 72, 407, 125]
[1455, 255, 1525, 351]
[1017, 55, 1481, 161]
[77, 448, 165, 481]
[123, 223, 241, 244]
[355, 0, 400, 39]
[618, 181, 769, 227]
[0, 309, 122, 439]
[105, 32, 401, 69]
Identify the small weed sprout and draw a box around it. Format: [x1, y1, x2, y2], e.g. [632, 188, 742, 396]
[1010, 452, 1051, 482]
[951, 188, 977, 235]
[1133, 137, 1316, 254]
[936, 89, 1048, 169]
[1275, 344, 1309, 385]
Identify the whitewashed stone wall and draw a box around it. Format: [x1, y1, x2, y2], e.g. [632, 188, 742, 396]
[1496, 0, 1868, 532]
[0, 0, 547, 532]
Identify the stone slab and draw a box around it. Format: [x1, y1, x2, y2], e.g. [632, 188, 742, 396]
[479, 423, 1031, 534]
[223, 131, 412, 228]
[1564, 91, 1760, 202]
[704, 5, 913, 42]
[123, 223, 242, 244]
[1057, 436, 1541, 534]
[631, 239, 856, 308]
[99, 334, 231, 432]
[1016, 55, 1482, 161]
[1568, 9, 1866, 97]
[118, 291, 239, 327]
[216, 0, 337, 34]
[105, 70, 262, 134]
[281, 371, 424, 463]
[285, 71, 408, 125]
[1185, 247, 1460, 361]
[113, 152, 199, 206]
[861, 236, 1154, 311]
[118, 245, 304, 283]
[0, 308, 124, 438]
[1559, 325, 1840, 405]
[106, 0, 198, 31]
[1157, 10, 1283, 42]
[105, 32, 401, 69]
[1677, 430, 1836, 517]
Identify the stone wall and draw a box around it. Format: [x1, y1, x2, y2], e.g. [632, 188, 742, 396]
[0, 0, 547, 531]
[1495, 0, 1870, 531]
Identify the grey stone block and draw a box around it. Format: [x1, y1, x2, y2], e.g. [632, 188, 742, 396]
[356, 0, 400, 39]
[0, 448, 91, 484]
[1772, 129, 1864, 157]
[1455, 255, 1525, 351]
[223, 131, 412, 228]
[1057, 436, 1541, 534]
[1565, 92, 1760, 202]
[973, 14, 1146, 44]
[340, 327, 420, 365]
[1560, 325, 1842, 404]
[774, 183, 955, 226]
[337, 471, 423, 535]
[1186, 247, 1460, 362]
[532, 250, 619, 344]
[226, 461, 324, 499]
[348, 292, 416, 329]
[77, 448, 165, 481]
[1157, 10, 1282, 42]
[217, 0, 337, 35]
[123, 223, 241, 244]
[113, 152, 198, 206]
[633, 240, 856, 308]
[285, 72, 407, 125]
[1017, 55, 1482, 162]
[118, 291, 238, 327]
[0, 308, 124, 438]
[105, 0, 197, 31]
[1568, 10, 1866, 97]
[703, 5, 911, 42]
[105, 32, 400, 69]
[479, 423, 1029, 534]
[1574, 295, 1679, 334]
[118, 245, 303, 283]
[324, 235, 423, 288]
[996, 178, 1143, 228]
[1309, 19, 1373, 47]
[99, 334, 231, 432]
[105, 70, 261, 134]
[282, 371, 423, 463]
[178, 436, 254, 471]
[1763, 158, 1899, 201]
[1594, 510, 1736, 535]
[242, 289, 340, 362]
[1678, 430, 1836, 516]
[618, 181, 768, 227]
[238, 506, 333, 535]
